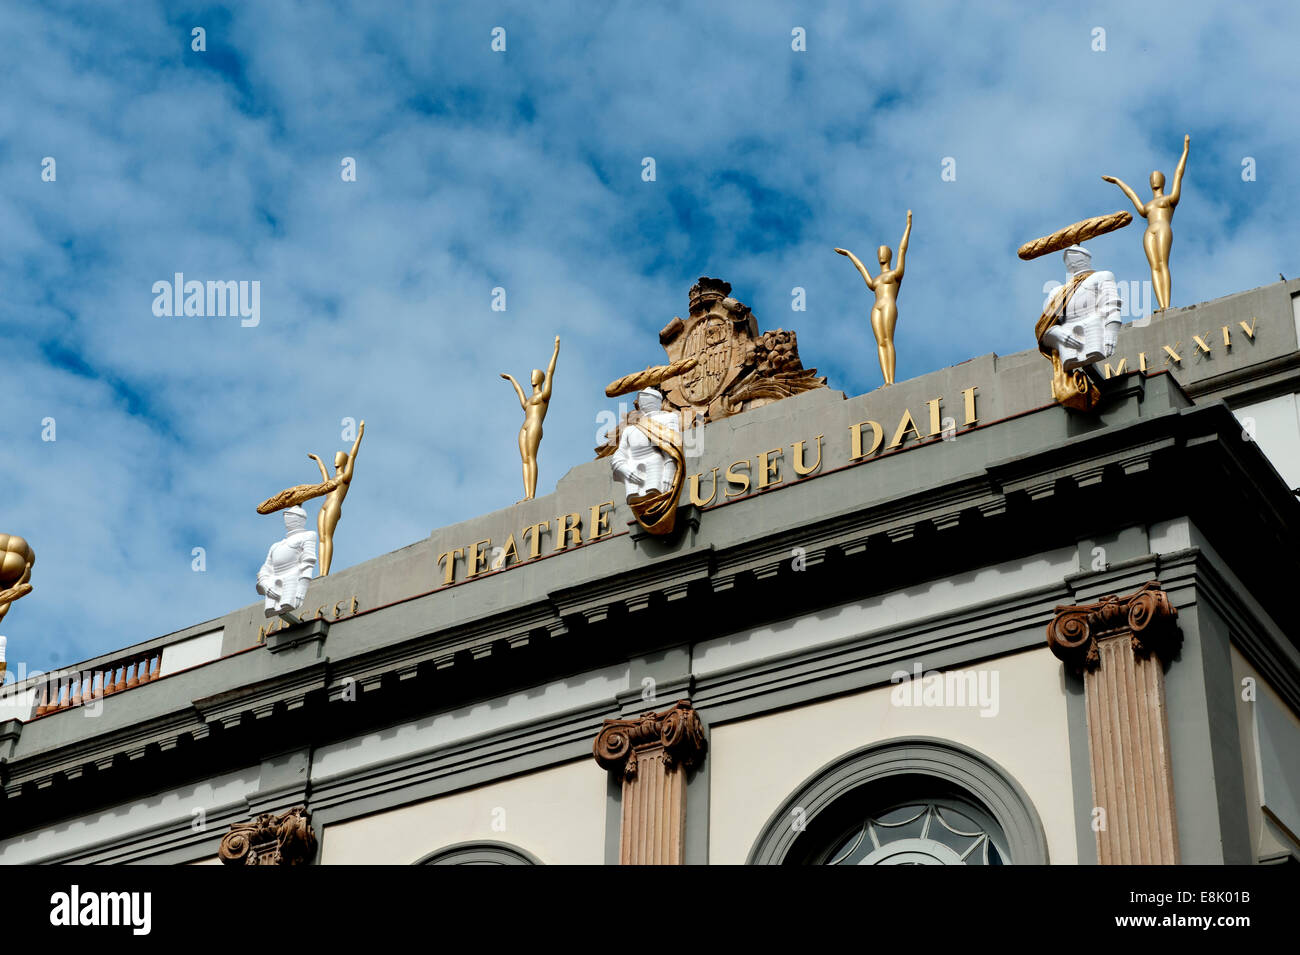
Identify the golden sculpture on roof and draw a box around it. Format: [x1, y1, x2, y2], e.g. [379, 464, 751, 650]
[0, 534, 35, 677]
[309, 420, 365, 577]
[257, 421, 365, 578]
[1102, 134, 1190, 310]
[836, 209, 912, 387]
[502, 336, 561, 502]
[0, 534, 34, 626]
[596, 279, 825, 459]
[1018, 210, 1133, 261]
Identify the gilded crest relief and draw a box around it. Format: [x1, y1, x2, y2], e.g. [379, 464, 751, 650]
[596, 278, 825, 457]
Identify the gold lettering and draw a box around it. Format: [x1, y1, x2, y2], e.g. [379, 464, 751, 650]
[926, 397, 942, 437]
[1163, 343, 1182, 365]
[1239, 318, 1257, 340]
[690, 468, 720, 506]
[1103, 358, 1127, 379]
[758, 448, 783, 489]
[792, 435, 823, 476]
[962, 386, 978, 426]
[498, 533, 519, 568]
[332, 600, 346, 619]
[468, 538, 491, 577]
[1222, 324, 1232, 347]
[888, 409, 921, 449]
[523, 521, 549, 558]
[314, 605, 327, 620]
[589, 501, 614, 540]
[850, 421, 884, 460]
[1192, 334, 1212, 354]
[437, 547, 464, 585]
[1139, 351, 1148, 372]
[725, 460, 751, 497]
[351, 595, 359, 615]
[555, 513, 582, 550]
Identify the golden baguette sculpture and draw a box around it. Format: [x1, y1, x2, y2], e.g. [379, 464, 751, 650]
[1018, 210, 1133, 261]
[604, 357, 698, 398]
[257, 478, 341, 515]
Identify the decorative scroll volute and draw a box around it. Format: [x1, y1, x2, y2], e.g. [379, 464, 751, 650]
[593, 700, 707, 779]
[1046, 580, 1180, 674]
[219, 806, 317, 866]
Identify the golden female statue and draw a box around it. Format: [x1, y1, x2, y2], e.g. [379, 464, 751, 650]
[1102, 134, 1189, 310]
[501, 336, 560, 502]
[308, 420, 365, 576]
[835, 209, 911, 386]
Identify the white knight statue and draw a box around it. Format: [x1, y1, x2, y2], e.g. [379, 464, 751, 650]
[256, 505, 317, 618]
[611, 388, 685, 535]
[1034, 245, 1123, 411]
[1038, 245, 1121, 372]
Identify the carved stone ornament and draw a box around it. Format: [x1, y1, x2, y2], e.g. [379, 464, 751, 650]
[1046, 580, 1181, 674]
[219, 806, 318, 866]
[595, 278, 825, 455]
[593, 700, 707, 779]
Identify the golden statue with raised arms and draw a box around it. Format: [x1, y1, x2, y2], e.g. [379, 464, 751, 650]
[501, 336, 560, 502]
[1102, 134, 1189, 310]
[308, 420, 365, 577]
[835, 209, 912, 386]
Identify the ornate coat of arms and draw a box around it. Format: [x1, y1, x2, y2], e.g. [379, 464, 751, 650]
[596, 278, 826, 456]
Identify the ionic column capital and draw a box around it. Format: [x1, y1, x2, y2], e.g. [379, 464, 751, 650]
[1047, 580, 1181, 675]
[594, 700, 706, 865]
[593, 699, 706, 779]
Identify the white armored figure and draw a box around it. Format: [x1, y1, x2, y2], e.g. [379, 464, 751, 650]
[610, 388, 685, 536]
[612, 389, 681, 499]
[1038, 245, 1122, 372]
[256, 505, 317, 618]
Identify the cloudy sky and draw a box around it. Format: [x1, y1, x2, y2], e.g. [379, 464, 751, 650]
[3, 1, 1297, 671]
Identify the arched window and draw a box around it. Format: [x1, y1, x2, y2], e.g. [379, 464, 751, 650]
[819, 796, 1008, 865]
[747, 738, 1048, 865]
[414, 841, 540, 865]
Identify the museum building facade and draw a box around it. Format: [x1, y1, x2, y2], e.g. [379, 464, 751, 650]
[2, 277, 1299, 865]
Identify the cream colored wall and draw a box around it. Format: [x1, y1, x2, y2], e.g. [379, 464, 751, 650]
[318, 758, 605, 864]
[707, 646, 1077, 864]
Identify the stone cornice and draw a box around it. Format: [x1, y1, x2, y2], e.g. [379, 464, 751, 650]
[193, 660, 329, 729]
[2, 707, 208, 797]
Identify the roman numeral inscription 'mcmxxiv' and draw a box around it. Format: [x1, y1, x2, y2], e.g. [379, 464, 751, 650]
[1102, 318, 1257, 378]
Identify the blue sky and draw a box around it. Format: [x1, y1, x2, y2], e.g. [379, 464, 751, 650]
[3, 1, 1298, 671]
